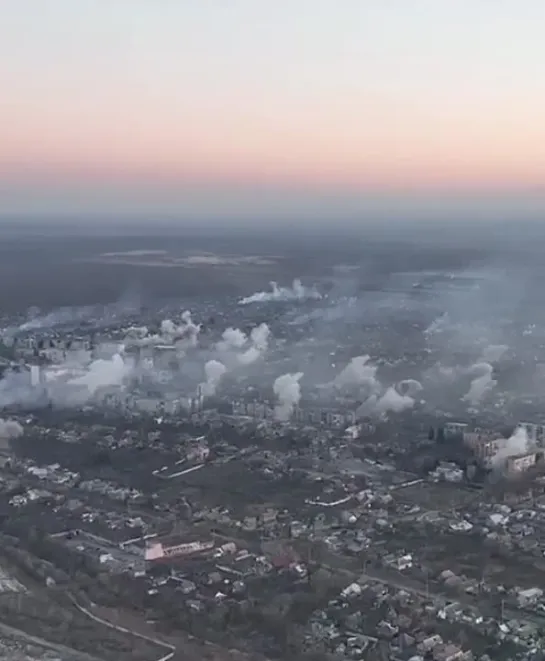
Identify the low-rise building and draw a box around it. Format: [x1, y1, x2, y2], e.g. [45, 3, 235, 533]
[517, 586, 543, 607]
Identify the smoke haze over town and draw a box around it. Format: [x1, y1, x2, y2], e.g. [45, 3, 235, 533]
[3, 1, 545, 659]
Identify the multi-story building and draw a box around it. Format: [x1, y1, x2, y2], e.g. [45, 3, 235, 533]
[506, 452, 538, 474]
[233, 400, 356, 427]
[518, 422, 545, 447]
[463, 430, 503, 462]
[444, 422, 469, 438]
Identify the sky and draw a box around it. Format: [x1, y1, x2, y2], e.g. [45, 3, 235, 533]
[1, 1, 545, 223]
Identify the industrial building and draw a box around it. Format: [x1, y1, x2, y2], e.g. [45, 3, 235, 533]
[145, 539, 215, 562]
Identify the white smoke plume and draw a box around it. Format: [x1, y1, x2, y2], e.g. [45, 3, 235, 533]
[217, 323, 271, 366]
[237, 348, 259, 366]
[0, 418, 23, 439]
[238, 323, 270, 365]
[463, 362, 496, 406]
[273, 372, 303, 421]
[127, 311, 200, 349]
[333, 357, 416, 417]
[0, 347, 136, 409]
[200, 359, 226, 397]
[357, 386, 415, 418]
[491, 426, 531, 469]
[376, 387, 415, 415]
[249, 323, 270, 352]
[160, 311, 200, 347]
[68, 353, 132, 395]
[333, 356, 379, 392]
[424, 356, 498, 408]
[240, 279, 322, 305]
[218, 327, 247, 352]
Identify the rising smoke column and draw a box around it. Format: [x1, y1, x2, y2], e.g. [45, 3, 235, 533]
[0, 418, 23, 439]
[463, 362, 496, 406]
[68, 352, 132, 395]
[357, 386, 415, 418]
[333, 356, 417, 416]
[217, 327, 248, 352]
[200, 360, 227, 397]
[238, 323, 270, 365]
[160, 311, 200, 347]
[375, 387, 415, 415]
[240, 279, 322, 305]
[216, 323, 271, 366]
[459, 345, 506, 407]
[423, 351, 501, 409]
[0, 369, 38, 408]
[490, 426, 531, 470]
[273, 372, 303, 421]
[333, 355, 380, 392]
[127, 311, 201, 349]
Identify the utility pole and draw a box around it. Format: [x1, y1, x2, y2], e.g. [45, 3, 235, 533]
[425, 571, 429, 599]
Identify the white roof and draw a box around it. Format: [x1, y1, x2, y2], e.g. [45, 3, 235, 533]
[519, 587, 543, 597]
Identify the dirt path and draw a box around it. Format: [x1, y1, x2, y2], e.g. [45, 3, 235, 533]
[0, 620, 105, 661]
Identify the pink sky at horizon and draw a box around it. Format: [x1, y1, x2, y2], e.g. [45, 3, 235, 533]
[4, 98, 545, 192]
[2, 1, 545, 219]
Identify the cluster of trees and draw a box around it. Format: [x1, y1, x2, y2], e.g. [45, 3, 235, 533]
[0, 339, 14, 360]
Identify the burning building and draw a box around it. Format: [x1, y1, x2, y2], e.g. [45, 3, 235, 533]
[463, 430, 504, 462]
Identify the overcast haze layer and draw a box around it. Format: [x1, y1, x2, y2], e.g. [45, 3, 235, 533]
[1, 1, 545, 223]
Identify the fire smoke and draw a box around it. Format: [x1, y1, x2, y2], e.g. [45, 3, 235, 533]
[273, 372, 303, 421]
[240, 279, 322, 305]
[0, 418, 23, 439]
[200, 359, 227, 397]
